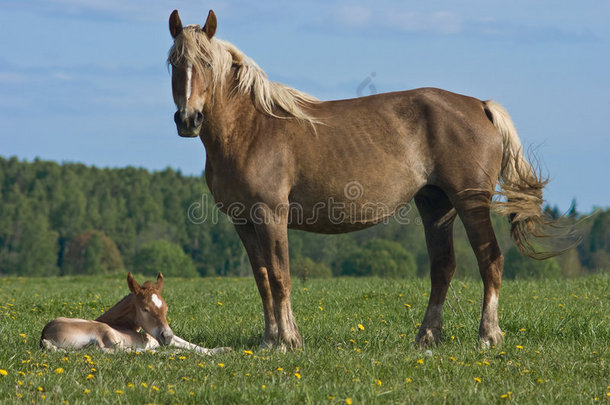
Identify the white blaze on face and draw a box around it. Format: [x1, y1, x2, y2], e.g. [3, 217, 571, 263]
[151, 294, 163, 309]
[185, 63, 193, 101]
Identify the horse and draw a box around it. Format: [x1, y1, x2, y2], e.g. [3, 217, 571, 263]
[167, 9, 564, 350]
[40, 273, 229, 354]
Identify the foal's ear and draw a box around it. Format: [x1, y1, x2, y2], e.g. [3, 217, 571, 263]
[127, 272, 141, 294]
[202, 9, 217, 38]
[169, 9, 183, 38]
[156, 273, 164, 291]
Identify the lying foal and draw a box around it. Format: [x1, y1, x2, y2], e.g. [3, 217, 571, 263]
[40, 273, 228, 354]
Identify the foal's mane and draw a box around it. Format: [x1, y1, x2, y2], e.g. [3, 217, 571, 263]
[168, 26, 319, 125]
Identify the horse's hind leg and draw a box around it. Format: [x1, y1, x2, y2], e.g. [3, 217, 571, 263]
[414, 187, 457, 348]
[453, 191, 504, 348]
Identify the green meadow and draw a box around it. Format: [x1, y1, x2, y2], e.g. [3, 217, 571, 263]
[0, 275, 608, 404]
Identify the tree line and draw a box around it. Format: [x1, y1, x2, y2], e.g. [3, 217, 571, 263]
[0, 156, 607, 279]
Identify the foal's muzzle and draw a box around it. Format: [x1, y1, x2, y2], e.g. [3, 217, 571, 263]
[174, 110, 203, 138]
[158, 329, 174, 346]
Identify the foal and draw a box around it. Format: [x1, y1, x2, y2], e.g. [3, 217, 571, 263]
[40, 273, 227, 354]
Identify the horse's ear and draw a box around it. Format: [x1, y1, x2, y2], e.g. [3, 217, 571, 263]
[127, 272, 141, 294]
[169, 10, 183, 38]
[156, 273, 164, 290]
[202, 9, 217, 38]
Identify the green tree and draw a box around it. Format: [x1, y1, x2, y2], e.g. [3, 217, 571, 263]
[291, 256, 332, 279]
[340, 239, 416, 278]
[503, 246, 561, 279]
[61, 231, 124, 275]
[134, 240, 198, 277]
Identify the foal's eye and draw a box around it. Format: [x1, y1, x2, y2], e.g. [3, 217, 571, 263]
[142, 308, 150, 313]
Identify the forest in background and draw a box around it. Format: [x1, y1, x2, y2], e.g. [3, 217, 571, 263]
[0, 156, 608, 279]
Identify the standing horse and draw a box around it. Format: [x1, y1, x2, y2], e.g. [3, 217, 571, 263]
[168, 10, 559, 349]
[41, 273, 228, 354]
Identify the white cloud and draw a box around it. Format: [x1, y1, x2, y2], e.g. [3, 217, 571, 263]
[334, 5, 372, 27]
[329, 5, 464, 35]
[0, 72, 28, 83]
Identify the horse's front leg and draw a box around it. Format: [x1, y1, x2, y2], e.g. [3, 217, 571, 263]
[234, 223, 279, 349]
[252, 209, 302, 350]
[169, 335, 231, 355]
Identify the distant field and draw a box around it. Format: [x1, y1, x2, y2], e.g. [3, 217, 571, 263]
[0, 275, 608, 404]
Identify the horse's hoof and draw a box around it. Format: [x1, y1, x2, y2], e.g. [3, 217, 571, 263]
[479, 329, 504, 349]
[415, 327, 440, 349]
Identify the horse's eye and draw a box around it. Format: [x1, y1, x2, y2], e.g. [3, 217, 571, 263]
[142, 308, 150, 313]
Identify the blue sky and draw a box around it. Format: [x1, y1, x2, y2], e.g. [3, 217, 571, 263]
[1, 1, 608, 212]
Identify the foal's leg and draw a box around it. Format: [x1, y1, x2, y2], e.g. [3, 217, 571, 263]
[234, 223, 279, 348]
[169, 335, 231, 355]
[454, 192, 504, 347]
[252, 212, 302, 350]
[414, 187, 457, 348]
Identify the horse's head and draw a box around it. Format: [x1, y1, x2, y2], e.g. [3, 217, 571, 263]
[127, 272, 174, 345]
[168, 9, 217, 138]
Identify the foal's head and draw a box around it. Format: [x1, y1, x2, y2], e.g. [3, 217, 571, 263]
[127, 273, 173, 345]
[168, 9, 218, 138]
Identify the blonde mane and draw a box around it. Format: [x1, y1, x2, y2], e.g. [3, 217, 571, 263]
[168, 26, 319, 125]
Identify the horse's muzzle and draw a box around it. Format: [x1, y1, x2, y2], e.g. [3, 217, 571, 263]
[159, 329, 174, 346]
[174, 110, 203, 138]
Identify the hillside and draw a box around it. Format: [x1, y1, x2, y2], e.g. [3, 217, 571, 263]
[0, 156, 607, 278]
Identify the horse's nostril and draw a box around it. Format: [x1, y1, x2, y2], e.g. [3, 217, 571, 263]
[194, 111, 204, 127]
[174, 111, 182, 125]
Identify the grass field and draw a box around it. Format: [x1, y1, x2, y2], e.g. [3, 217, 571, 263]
[0, 274, 608, 404]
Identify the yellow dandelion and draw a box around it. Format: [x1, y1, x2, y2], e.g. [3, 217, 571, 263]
[19, 333, 26, 338]
[37, 386, 44, 392]
[277, 367, 284, 371]
[55, 367, 64, 374]
[375, 379, 382, 386]
[141, 382, 148, 388]
[294, 373, 302, 379]
[0, 370, 7, 376]
[357, 324, 365, 330]
[474, 377, 482, 383]
[217, 363, 225, 368]
[152, 385, 159, 392]
[501, 392, 512, 399]
[417, 358, 424, 364]
[179, 356, 186, 360]
[406, 377, 413, 383]
[127, 383, 134, 388]
[516, 345, 523, 350]
[243, 350, 253, 355]
[115, 390, 124, 395]
[404, 303, 411, 308]
[217, 302, 223, 306]
[345, 398, 353, 405]
[86, 374, 95, 380]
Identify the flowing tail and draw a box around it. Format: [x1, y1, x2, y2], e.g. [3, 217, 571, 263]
[484, 100, 575, 259]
